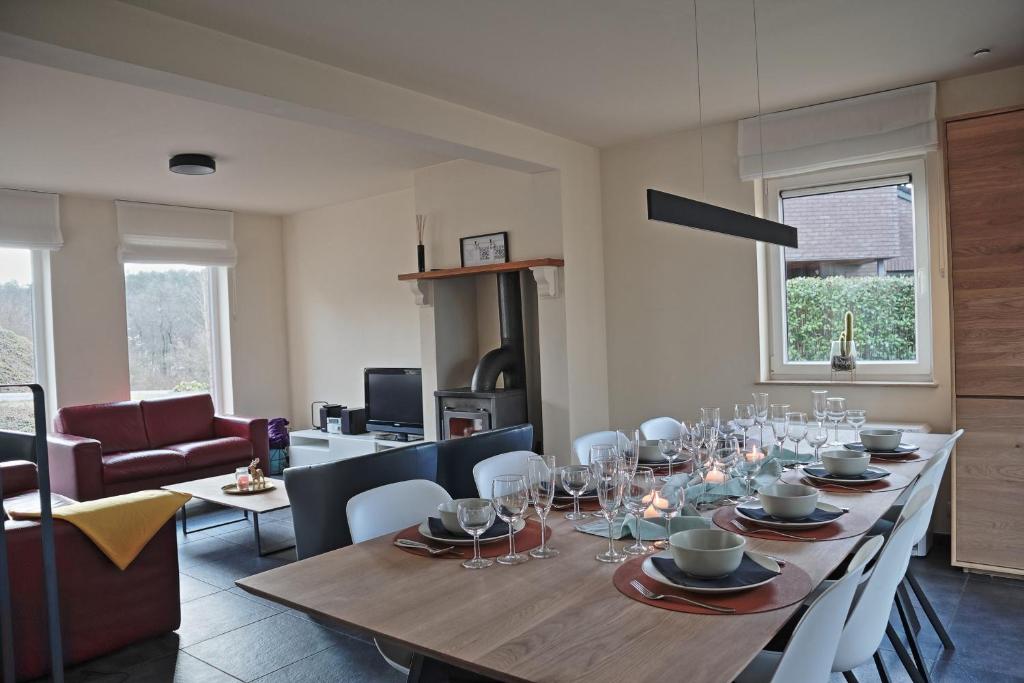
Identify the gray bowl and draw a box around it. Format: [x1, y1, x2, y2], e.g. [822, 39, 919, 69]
[822, 449, 871, 476]
[860, 429, 902, 451]
[669, 529, 746, 578]
[437, 498, 476, 535]
[759, 483, 819, 520]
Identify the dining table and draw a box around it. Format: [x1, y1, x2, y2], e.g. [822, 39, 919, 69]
[236, 429, 950, 683]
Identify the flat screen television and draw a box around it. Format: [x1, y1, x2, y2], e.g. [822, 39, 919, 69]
[364, 368, 424, 439]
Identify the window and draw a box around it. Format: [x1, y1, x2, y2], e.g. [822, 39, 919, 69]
[124, 263, 231, 408]
[0, 248, 48, 431]
[762, 158, 932, 381]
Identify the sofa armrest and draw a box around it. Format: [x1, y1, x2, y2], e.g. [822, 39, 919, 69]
[47, 434, 104, 501]
[214, 415, 269, 472]
[0, 460, 38, 498]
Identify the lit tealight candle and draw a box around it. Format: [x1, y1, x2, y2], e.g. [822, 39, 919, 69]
[643, 491, 660, 518]
[706, 467, 728, 484]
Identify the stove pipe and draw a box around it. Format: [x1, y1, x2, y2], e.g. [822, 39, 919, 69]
[470, 271, 525, 392]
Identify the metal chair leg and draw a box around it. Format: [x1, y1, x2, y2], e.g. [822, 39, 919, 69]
[906, 569, 955, 650]
[895, 590, 931, 683]
[897, 581, 922, 634]
[843, 671, 860, 683]
[886, 623, 926, 683]
[874, 650, 893, 683]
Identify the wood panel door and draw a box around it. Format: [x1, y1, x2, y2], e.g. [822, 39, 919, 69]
[955, 398, 1024, 572]
[947, 108, 1024, 397]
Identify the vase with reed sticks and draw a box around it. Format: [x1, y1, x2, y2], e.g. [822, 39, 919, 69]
[416, 214, 427, 272]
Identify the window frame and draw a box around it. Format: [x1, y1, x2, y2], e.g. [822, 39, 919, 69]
[761, 157, 933, 382]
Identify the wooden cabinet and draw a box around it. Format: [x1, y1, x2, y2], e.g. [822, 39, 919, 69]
[948, 107, 1024, 575]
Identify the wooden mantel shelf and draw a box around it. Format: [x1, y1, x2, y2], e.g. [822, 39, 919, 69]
[398, 258, 564, 281]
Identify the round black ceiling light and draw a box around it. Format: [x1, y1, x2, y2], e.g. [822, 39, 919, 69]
[169, 153, 216, 175]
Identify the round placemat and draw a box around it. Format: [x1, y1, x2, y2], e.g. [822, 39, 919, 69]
[393, 519, 551, 559]
[613, 556, 814, 616]
[781, 469, 912, 494]
[870, 450, 929, 464]
[712, 505, 875, 542]
[554, 498, 602, 513]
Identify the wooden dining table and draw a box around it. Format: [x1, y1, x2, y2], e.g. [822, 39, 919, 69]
[236, 430, 951, 683]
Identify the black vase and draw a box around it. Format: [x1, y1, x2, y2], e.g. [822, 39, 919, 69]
[417, 244, 426, 272]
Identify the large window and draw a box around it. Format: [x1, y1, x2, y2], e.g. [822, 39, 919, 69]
[0, 248, 44, 431]
[763, 158, 932, 381]
[124, 263, 228, 405]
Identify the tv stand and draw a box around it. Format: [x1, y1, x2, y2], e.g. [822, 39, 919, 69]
[288, 429, 427, 468]
[375, 432, 421, 442]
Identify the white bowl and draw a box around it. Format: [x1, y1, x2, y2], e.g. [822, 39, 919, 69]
[669, 529, 746, 578]
[860, 429, 902, 451]
[437, 498, 477, 535]
[822, 449, 871, 476]
[759, 483, 819, 520]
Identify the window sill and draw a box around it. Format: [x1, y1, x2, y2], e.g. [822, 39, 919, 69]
[757, 379, 938, 388]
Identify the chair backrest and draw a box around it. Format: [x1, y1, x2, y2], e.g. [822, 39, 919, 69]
[435, 424, 534, 499]
[346, 479, 452, 544]
[639, 417, 682, 441]
[572, 431, 629, 466]
[473, 450, 536, 498]
[769, 535, 883, 682]
[284, 440, 437, 558]
[906, 430, 962, 540]
[832, 486, 934, 673]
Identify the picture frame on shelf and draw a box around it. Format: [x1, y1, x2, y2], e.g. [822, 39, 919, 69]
[460, 231, 509, 267]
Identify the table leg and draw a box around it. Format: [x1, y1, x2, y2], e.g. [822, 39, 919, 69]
[180, 502, 248, 536]
[253, 512, 296, 558]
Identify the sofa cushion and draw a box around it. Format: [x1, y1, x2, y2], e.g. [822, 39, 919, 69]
[168, 437, 253, 471]
[101, 450, 185, 484]
[140, 394, 215, 448]
[55, 402, 150, 454]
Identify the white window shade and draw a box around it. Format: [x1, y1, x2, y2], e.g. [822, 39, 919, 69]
[0, 188, 62, 250]
[116, 201, 236, 266]
[738, 83, 937, 181]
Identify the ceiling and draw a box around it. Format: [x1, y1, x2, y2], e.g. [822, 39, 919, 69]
[0, 57, 451, 214]
[121, 0, 1024, 147]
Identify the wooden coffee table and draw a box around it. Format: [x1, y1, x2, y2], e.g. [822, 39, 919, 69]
[162, 474, 292, 556]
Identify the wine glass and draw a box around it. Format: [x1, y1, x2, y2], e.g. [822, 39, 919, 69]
[806, 422, 829, 464]
[786, 411, 808, 459]
[623, 467, 656, 556]
[811, 390, 829, 423]
[527, 455, 558, 559]
[826, 397, 847, 445]
[590, 453, 626, 563]
[560, 465, 591, 521]
[457, 498, 496, 569]
[753, 392, 770, 445]
[769, 404, 790, 456]
[652, 484, 684, 549]
[734, 448, 764, 504]
[657, 436, 682, 481]
[491, 474, 530, 565]
[734, 403, 755, 449]
[619, 429, 641, 479]
[846, 409, 867, 443]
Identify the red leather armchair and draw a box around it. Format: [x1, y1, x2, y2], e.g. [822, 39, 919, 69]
[48, 394, 268, 501]
[2, 460, 180, 681]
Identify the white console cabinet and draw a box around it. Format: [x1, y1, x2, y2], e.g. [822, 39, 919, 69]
[287, 429, 427, 468]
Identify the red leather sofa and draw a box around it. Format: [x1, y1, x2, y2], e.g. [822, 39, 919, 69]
[48, 394, 269, 501]
[2, 460, 179, 681]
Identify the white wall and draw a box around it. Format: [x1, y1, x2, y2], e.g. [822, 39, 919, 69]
[283, 188, 421, 427]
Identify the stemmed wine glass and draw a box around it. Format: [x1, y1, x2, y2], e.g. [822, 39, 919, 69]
[619, 429, 641, 479]
[492, 475, 530, 565]
[652, 484, 684, 549]
[734, 403, 755, 449]
[806, 422, 829, 464]
[846, 409, 867, 443]
[657, 434, 682, 481]
[753, 393, 770, 446]
[826, 397, 847, 445]
[527, 455, 558, 559]
[699, 407, 721, 465]
[734, 448, 763, 504]
[623, 466, 656, 556]
[786, 412, 807, 458]
[457, 499, 497, 569]
[769, 404, 790, 455]
[811, 390, 829, 424]
[560, 464, 592, 521]
[590, 452, 626, 563]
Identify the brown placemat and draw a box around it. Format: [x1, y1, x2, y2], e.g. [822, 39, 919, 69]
[712, 505, 874, 542]
[781, 469, 912, 494]
[553, 497, 602, 513]
[613, 556, 813, 616]
[393, 519, 551, 559]
[870, 450, 929, 464]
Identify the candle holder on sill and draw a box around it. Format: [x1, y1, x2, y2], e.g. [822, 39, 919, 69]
[829, 340, 857, 382]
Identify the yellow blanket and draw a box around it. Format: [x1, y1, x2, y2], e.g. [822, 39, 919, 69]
[11, 490, 191, 570]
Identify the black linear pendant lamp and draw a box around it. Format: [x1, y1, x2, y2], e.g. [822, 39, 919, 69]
[646, 0, 797, 249]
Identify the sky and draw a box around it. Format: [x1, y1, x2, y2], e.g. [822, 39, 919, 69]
[0, 248, 31, 285]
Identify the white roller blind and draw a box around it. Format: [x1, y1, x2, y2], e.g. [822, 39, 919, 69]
[0, 188, 62, 250]
[738, 83, 937, 181]
[116, 201, 236, 266]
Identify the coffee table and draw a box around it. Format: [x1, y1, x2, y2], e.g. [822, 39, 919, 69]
[162, 474, 293, 557]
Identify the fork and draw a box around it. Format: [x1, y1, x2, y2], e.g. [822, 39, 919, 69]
[628, 579, 735, 613]
[393, 540, 462, 556]
[732, 519, 811, 541]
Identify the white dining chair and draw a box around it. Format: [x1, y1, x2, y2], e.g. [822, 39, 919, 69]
[346, 479, 453, 676]
[734, 535, 883, 683]
[572, 431, 629, 465]
[472, 450, 536, 498]
[639, 416, 683, 441]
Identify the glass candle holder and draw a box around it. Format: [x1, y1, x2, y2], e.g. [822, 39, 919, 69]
[235, 467, 251, 491]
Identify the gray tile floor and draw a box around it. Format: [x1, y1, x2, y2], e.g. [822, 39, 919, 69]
[45, 504, 1024, 682]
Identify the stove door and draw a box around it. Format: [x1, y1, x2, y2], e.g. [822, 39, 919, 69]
[443, 409, 491, 440]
